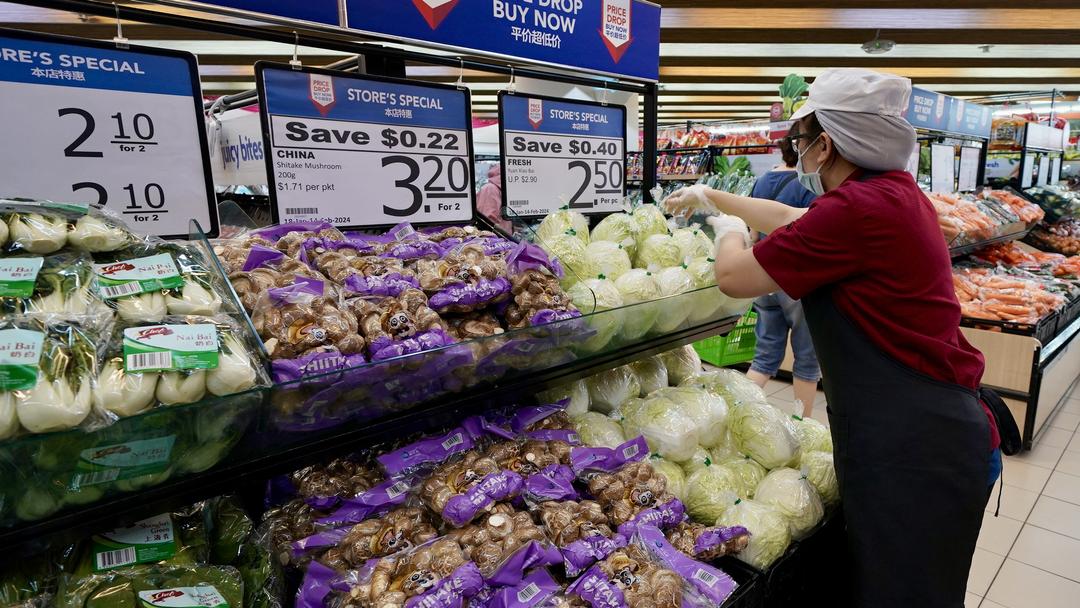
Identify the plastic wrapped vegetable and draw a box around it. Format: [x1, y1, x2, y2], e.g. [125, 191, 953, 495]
[719, 456, 767, 500]
[585, 365, 640, 414]
[6, 212, 68, 254]
[8, 252, 106, 322]
[537, 208, 590, 245]
[685, 257, 724, 324]
[800, 450, 839, 506]
[636, 234, 682, 269]
[631, 205, 670, 252]
[681, 369, 766, 407]
[543, 233, 592, 290]
[57, 564, 244, 608]
[648, 455, 687, 502]
[716, 498, 792, 570]
[572, 412, 626, 448]
[618, 393, 699, 462]
[649, 386, 727, 448]
[591, 213, 638, 259]
[10, 320, 97, 435]
[613, 269, 662, 340]
[753, 468, 824, 540]
[684, 464, 744, 523]
[539, 379, 590, 417]
[790, 415, 833, 453]
[652, 266, 694, 333]
[672, 227, 713, 261]
[584, 241, 632, 281]
[729, 401, 801, 470]
[629, 356, 667, 397]
[659, 345, 701, 385]
[679, 447, 713, 477]
[567, 278, 624, 353]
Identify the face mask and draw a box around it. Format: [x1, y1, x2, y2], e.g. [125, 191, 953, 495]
[795, 134, 826, 196]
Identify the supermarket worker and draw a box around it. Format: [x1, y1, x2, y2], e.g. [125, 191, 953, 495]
[665, 68, 1001, 608]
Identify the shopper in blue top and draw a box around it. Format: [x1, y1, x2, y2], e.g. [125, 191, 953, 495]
[745, 137, 820, 417]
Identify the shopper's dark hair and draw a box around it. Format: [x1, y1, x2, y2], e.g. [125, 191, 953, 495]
[778, 136, 797, 168]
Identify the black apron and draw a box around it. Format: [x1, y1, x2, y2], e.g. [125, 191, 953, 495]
[801, 288, 990, 608]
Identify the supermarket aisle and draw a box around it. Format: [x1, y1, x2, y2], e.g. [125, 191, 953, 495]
[764, 376, 1080, 608]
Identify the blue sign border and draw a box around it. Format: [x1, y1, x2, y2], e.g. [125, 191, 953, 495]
[255, 61, 477, 229]
[0, 27, 219, 238]
[497, 91, 627, 219]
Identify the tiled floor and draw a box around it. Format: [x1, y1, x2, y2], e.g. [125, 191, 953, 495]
[763, 377, 1080, 608]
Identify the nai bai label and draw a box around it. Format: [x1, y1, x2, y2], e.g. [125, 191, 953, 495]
[138, 586, 230, 608]
[0, 257, 43, 297]
[0, 327, 44, 390]
[69, 435, 177, 489]
[95, 253, 183, 300]
[123, 324, 219, 372]
[92, 513, 177, 571]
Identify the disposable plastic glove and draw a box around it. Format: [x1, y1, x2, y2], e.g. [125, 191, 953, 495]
[664, 184, 717, 217]
[707, 214, 752, 250]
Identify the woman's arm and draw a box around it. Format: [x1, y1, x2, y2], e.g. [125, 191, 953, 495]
[665, 185, 808, 234]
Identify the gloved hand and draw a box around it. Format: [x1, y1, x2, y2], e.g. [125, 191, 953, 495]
[707, 214, 752, 252]
[663, 184, 717, 217]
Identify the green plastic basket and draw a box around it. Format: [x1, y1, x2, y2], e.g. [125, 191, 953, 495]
[694, 311, 758, 367]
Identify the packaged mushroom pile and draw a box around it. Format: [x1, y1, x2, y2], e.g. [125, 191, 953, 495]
[214, 221, 580, 385]
[261, 398, 749, 608]
[0, 200, 267, 442]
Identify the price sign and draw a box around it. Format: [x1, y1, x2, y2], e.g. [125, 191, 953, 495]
[1038, 155, 1051, 187]
[257, 63, 474, 228]
[0, 29, 218, 238]
[957, 147, 981, 192]
[1052, 156, 1063, 185]
[1021, 155, 1035, 188]
[930, 144, 956, 193]
[499, 92, 626, 218]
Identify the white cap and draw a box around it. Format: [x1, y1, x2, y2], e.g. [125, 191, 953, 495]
[791, 68, 912, 121]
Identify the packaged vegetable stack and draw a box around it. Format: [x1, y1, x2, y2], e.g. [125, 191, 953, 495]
[1021, 185, 1080, 224]
[253, 398, 746, 608]
[927, 192, 1021, 246]
[953, 265, 1069, 324]
[1028, 217, 1080, 256]
[980, 189, 1044, 226]
[565, 348, 836, 570]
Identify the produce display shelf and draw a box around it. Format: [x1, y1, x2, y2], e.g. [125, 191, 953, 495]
[960, 309, 1059, 345]
[948, 227, 1033, 259]
[0, 311, 741, 560]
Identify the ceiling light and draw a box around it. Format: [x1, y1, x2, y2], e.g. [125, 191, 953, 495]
[861, 30, 895, 55]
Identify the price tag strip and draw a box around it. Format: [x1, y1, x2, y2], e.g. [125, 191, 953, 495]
[0, 29, 218, 238]
[257, 63, 475, 228]
[499, 92, 626, 218]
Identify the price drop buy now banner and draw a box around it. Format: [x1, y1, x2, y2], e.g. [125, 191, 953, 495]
[0, 29, 219, 239]
[257, 64, 475, 228]
[500, 92, 626, 218]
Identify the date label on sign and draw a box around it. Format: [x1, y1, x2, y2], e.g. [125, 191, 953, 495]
[0, 30, 218, 238]
[257, 64, 475, 228]
[499, 92, 627, 218]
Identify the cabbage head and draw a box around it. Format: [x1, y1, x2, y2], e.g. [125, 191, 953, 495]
[753, 467, 824, 540]
[619, 393, 700, 462]
[791, 415, 833, 453]
[659, 345, 701, 385]
[649, 454, 687, 502]
[672, 227, 713, 261]
[629, 355, 668, 397]
[729, 401, 801, 470]
[537, 208, 589, 245]
[679, 446, 714, 477]
[801, 450, 839, 505]
[613, 269, 662, 340]
[721, 456, 768, 499]
[584, 240, 633, 281]
[681, 369, 767, 407]
[572, 411, 626, 448]
[542, 234, 592, 290]
[632, 204, 670, 250]
[567, 278, 624, 353]
[585, 365, 640, 414]
[539, 379, 589, 416]
[650, 386, 728, 448]
[653, 266, 694, 333]
[686, 256, 725, 324]
[709, 433, 741, 464]
[717, 498, 792, 570]
[685, 463, 744, 523]
[636, 234, 682, 269]
[591, 213, 639, 259]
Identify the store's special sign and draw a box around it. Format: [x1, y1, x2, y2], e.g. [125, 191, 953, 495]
[345, 0, 661, 81]
[189, 0, 340, 26]
[906, 87, 992, 140]
[257, 63, 474, 227]
[0, 29, 218, 238]
[499, 92, 626, 218]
